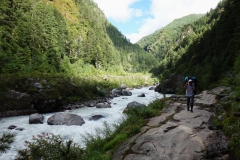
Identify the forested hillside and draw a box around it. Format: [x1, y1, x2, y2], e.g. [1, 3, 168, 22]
[136, 14, 203, 60]
[143, 0, 239, 91]
[0, 0, 158, 75]
[0, 0, 159, 114]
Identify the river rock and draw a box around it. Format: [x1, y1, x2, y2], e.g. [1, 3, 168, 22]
[89, 114, 105, 121]
[8, 125, 17, 130]
[121, 89, 132, 96]
[137, 93, 145, 97]
[47, 113, 85, 126]
[29, 113, 44, 124]
[111, 88, 121, 97]
[96, 102, 111, 108]
[149, 86, 155, 90]
[123, 101, 146, 113]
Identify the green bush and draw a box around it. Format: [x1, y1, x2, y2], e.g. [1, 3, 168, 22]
[0, 132, 16, 153]
[16, 133, 84, 160]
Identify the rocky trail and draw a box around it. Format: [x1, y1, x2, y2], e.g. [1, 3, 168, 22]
[112, 87, 230, 160]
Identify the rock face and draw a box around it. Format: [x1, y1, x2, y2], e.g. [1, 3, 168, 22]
[29, 113, 44, 124]
[113, 87, 230, 160]
[47, 113, 85, 126]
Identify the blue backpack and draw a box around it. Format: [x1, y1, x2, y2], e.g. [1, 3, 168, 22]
[184, 76, 197, 84]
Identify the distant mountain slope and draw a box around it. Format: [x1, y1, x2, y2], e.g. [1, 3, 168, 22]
[136, 14, 203, 60]
[0, 0, 158, 75]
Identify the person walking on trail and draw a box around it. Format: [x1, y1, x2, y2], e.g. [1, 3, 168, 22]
[184, 79, 195, 112]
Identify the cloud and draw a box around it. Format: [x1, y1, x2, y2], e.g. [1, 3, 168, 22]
[127, 0, 221, 43]
[93, 0, 221, 43]
[93, 0, 142, 22]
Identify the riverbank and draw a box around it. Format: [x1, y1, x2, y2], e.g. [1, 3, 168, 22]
[0, 73, 157, 118]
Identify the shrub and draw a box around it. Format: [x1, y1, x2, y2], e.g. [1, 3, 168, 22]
[0, 132, 16, 153]
[16, 132, 84, 160]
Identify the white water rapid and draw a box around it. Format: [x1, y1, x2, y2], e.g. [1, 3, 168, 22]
[0, 87, 168, 160]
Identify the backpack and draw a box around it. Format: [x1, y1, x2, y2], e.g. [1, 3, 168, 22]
[184, 76, 197, 84]
[184, 76, 190, 83]
[191, 76, 197, 84]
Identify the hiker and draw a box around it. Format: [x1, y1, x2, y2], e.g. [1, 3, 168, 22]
[184, 79, 195, 112]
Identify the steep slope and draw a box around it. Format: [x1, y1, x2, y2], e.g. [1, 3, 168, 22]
[155, 0, 240, 90]
[136, 14, 203, 60]
[0, 0, 158, 75]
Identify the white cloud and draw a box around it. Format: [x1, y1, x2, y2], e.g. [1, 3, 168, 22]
[93, 0, 142, 22]
[93, 0, 221, 43]
[127, 0, 221, 43]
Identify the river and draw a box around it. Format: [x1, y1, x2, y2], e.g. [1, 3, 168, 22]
[0, 87, 168, 160]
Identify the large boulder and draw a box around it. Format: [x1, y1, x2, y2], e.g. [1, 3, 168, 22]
[123, 101, 146, 113]
[47, 113, 85, 126]
[29, 113, 44, 124]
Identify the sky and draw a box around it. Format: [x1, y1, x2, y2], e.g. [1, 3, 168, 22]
[93, 0, 222, 43]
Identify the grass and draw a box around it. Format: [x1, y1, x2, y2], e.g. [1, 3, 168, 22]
[213, 91, 240, 159]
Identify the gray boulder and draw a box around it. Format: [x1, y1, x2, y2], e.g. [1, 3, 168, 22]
[47, 113, 85, 126]
[137, 93, 145, 97]
[29, 113, 44, 124]
[123, 101, 146, 113]
[121, 89, 132, 96]
[111, 88, 121, 97]
[96, 102, 111, 108]
[89, 114, 105, 121]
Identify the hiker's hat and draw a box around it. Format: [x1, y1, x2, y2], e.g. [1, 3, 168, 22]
[188, 79, 193, 82]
